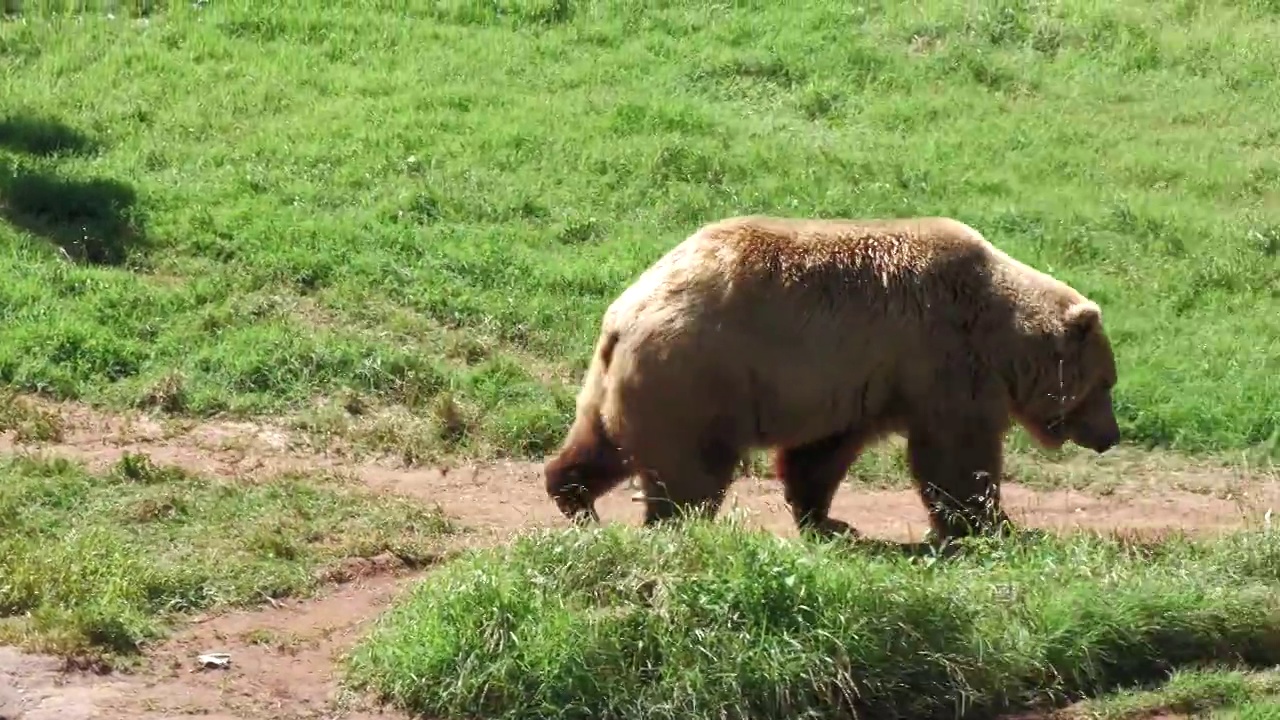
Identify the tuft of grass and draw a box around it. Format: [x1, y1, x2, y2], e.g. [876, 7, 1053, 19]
[1213, 697, 1280, 720]
[1065, 667, 1280, 719]
[346, 519, 1280, 720]
[0, 1, 1276, 460]
[0, 452, 457, 661]
[0, 388, 65, 442]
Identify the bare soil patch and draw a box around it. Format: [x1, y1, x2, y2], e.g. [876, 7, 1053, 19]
[116, 573, 415, 720]
[1, 399, 1276, 719]
[0, 574, 413, 720]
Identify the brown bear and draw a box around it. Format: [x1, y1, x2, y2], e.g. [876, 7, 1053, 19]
[543, 215, 1121, 543]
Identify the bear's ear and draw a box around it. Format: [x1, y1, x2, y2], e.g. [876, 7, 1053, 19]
[1063, 300, 1102, 343]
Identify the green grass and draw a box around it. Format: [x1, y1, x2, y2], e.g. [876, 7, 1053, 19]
[1067, 668, 1280, 719]
[1214, 697, 1280, 720]
[0, 0, 1276, 461]
[346, 519, 1280, 720]
[0, 387, 65, 442]
[0, 452, 457, 661]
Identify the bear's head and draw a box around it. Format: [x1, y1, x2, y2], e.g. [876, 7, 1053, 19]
[1012, 300, 1120, 454]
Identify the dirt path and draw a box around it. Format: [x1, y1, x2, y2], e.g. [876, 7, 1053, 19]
[1, 402, 1276, 719]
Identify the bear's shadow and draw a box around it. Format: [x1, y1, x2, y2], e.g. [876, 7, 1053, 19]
[0, 114, 100, 158]
[819, 536, 953, 561]
[0, 114, 147, 266]
[817, 526, 1057, 561]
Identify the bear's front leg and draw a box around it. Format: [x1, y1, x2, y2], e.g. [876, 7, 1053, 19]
[905, 419, 1014, 544]
[775, 429, 866, 539]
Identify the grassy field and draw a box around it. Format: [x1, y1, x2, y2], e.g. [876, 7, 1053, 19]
[1, 0, 1277, 463]
[0, 452, 454, 661]
[4, 1, 1280, 719]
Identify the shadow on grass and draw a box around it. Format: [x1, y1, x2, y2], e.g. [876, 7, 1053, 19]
[0, 113, 99, 158]
[846, 536, 943, 558]
[0, 165, 149, 266]
[0, 115, 147, 266]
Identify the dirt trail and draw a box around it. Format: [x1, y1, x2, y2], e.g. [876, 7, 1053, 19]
[1, 402, 1276, 719]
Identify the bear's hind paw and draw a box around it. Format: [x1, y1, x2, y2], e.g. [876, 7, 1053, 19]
[804, 517, 862, 540]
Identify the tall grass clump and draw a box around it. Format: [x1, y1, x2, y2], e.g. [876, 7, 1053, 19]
[347, 520, 1280, 720]
[0, 452, 456, 659]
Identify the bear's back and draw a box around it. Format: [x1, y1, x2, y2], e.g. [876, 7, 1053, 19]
[692, 215, 996, 308]
[601, 214, 1004, 342]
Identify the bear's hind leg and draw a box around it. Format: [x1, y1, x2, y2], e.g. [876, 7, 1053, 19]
[637, 425, 742, 528]
[775, 429, 865, 538]
[544, 414, 632, 525]
[905, 419, 1014, 544]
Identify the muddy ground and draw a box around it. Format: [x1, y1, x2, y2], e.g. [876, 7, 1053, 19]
[1, 403, 1275, 719]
